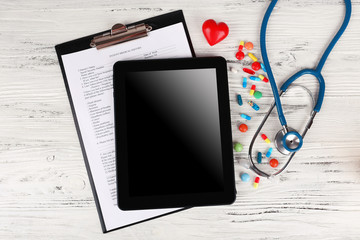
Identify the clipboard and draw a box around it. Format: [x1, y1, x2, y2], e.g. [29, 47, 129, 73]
[55, 10, 196, 233]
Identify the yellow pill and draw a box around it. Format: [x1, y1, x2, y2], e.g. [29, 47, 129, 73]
[238, 41, 245, 51]
[253, 182, 258, 189]
[265, 139, 271, 144]
[248, 53, 258, 62]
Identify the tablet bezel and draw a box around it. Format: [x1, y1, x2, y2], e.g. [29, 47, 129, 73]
[114, 57, 236, 210]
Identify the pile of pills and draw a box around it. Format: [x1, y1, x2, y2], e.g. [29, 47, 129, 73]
[232, 40, 281, 189]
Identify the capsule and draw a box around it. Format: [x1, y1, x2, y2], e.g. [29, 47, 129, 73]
[240, 113, 251, 120]
[266, 147, 273, 158]
[238, 41, 245, 51]
[248, 53, 258, 62]
[259, 74, 269, 83]
[260, 63, 267, 72]
[249, 85, 256, 96]
[237, 94, 243, 106]
[261, 134, 271, 144]
[243, 68, 255, 75]
[257, 152, 262, 164]
[253, 176, 260, 189]
[248, 101, 260, 111]
[242, 77, 247, 88]
[249, 76, 261, 81]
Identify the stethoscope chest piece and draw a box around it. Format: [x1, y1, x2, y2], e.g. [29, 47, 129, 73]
[274, 127, 303, 155]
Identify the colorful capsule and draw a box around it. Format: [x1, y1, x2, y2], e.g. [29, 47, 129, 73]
[249, 85, 256, 96]
[253, 177, 260, 189]
[248, 53, 258, 62]
[237, 94, 243, 106]
[269, 159, 279, 168]
[254, 91, 262, 99]
[244, 41, 253, 50]
[241, 113, 251, 120]
[239, 123, 248, 132]
[257, 152, 262, 163]
[248, 101, 260, 111]
[242, 77, 247, 88]
[250, 76, 261, 81]
[236, 51, 245, 60]
[266, 147, 273, 158]
[240, 172, 250, 182]
[252, 62, 261, 71]
[261, 134, 271, 144]
[243, 68, 255, 75]
[259, 74, 269, 83]
[238, 41, 245, 51]
[260, 63, 267, 72]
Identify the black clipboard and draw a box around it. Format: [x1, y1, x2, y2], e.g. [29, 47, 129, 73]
[55, 10, 196, 233]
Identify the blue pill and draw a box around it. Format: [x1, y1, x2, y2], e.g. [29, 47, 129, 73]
[240, 173, 250, 182]
[257, 152, 262, 163]
[240, 113, 251, 120]
[261, 63, 267, 72]
[248, 101, 260, 111]
[249, 76, 261, 81]
[266, 147, 273, 158]
[242, 77, 247, 88]
[237, 94, 243, 106]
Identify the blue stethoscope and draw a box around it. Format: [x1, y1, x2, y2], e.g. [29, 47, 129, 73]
[249, 0, 352, 178]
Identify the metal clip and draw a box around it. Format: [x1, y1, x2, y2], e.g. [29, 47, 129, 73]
[90, 23, 152, 50]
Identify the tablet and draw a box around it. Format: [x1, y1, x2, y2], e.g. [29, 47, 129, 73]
[113, 57, 236, 210]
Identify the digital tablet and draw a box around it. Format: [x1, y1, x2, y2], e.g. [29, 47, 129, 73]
[113, 57, 236, 210]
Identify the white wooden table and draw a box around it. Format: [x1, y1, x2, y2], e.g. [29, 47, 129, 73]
[1, 0, 360, 239]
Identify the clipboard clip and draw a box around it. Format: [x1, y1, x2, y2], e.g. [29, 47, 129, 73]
[90, 23, 152, 50]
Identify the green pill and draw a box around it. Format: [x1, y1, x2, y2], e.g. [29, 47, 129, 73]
[234, 143, 243, 152]
[254, 91, 262, 99]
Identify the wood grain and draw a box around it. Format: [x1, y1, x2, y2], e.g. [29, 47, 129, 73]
[1, 0, 360, 239]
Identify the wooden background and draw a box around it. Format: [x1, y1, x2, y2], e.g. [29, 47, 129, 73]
[1, 0, 360, 239]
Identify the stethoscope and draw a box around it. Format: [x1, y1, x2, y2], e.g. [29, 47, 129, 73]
[248, 0, 352, 178]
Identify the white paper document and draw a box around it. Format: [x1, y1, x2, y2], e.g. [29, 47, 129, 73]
[61, 23, 193, 231]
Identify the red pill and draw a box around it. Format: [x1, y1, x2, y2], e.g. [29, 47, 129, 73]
[269, 159, 279, 168]
[239, 123, 248, 132]
[243, 68, 255, 75]
[251, 62, 261, 71]
[236, 51, 245, 60]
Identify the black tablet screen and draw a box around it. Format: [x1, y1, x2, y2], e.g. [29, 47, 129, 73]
[123, 68, 225, 197]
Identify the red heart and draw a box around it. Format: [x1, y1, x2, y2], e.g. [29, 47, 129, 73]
[202, 19, 229, 46]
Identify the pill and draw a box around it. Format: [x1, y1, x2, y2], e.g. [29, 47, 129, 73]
[269, 159, 279, 168]
[254, 91, 262, 99]
[249, 85, 256, 96]
[242, 77, 247, 88]
[248, 53, 258, 62]
[244, 41, 254, 50]
[241, 113, 251, 120]
[239, 123, 248, 132]
[236, 51, 245, 60]
[240, 173, 250, 182]
[238, 41, 245, 51]
[243, 68, 255, 75]
[234, 143, 243, 152]
[259, 74, 269, 83]
[249, 76, 261, 81]
[230, 67, 238, 73]
[261, 134, 271, 144]
[266, 147, 273, 158]
[253, 176, 260, 189]
[260, 63, 267, 72]
[248, 100, 260, 111]
[252, 62, 261, 71]
[257, 152, 262, 163]
[237, 94, 243, 106]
